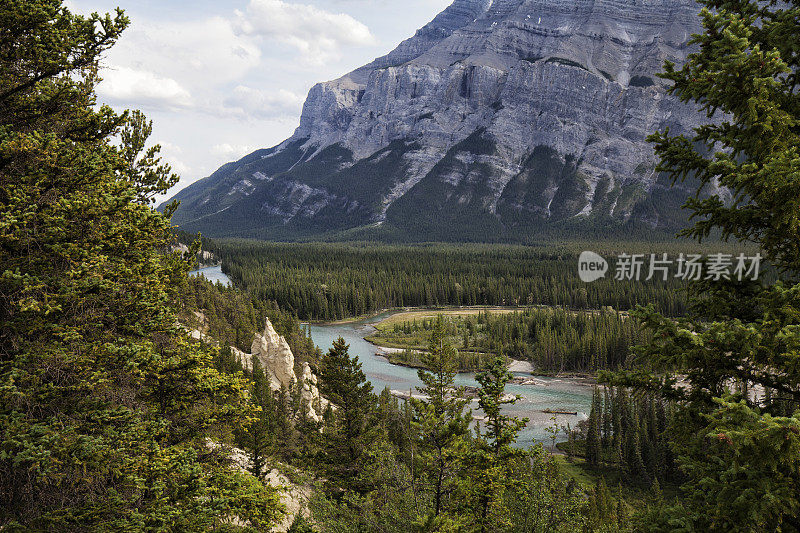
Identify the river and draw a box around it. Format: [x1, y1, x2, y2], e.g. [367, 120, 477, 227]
[308, 313, 593, 446]
[190, 265, 232, 287]
[190, 264, 591, 445]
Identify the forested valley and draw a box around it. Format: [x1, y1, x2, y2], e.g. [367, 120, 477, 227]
[207, 241, 701, 321]
[181, 279, 601, 531]
[4, 0, 800, 531]
[0, 4, 594, 526]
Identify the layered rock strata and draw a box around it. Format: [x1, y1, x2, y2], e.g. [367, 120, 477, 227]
[170, 0, 713, 239]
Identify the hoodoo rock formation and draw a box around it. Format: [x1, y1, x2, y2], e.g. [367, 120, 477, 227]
[232, 318, 329, 423]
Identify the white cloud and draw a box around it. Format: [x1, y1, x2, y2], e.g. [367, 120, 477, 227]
[70, 0, 446, 203]
[93, 2, 375, 115]
[97, 16, 262, 112]
[97, 66, 192, 109]
[160, 143, 193, 177]
[166, 159, 193, 180]
[223, 85, 305, 119]
[235, 0, 376, 64]
[123, 17, 260, 86]
[212, 143, 257, 161]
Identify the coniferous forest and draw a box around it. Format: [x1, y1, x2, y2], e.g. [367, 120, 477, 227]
[211, 241, 703, 321]
[368, 309, 649, 372]
[3, 0, 800, 531]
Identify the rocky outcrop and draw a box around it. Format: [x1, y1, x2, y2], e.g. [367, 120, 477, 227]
[230, 346, 250, 367]
[187, 310, 209, 341]
[233, 318, 328, 423]
[251, 318, 297, 391]
[264, 468, 312, 532]
[172, 244, 218, 268]
[169, 0, 710, 240]
[300, 362, 330, 423]
[227, 446, 312, 532]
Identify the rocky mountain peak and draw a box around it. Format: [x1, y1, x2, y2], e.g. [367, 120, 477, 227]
[168, 0, 709, 241]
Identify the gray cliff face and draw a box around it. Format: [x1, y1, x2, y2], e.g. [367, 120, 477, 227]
[169, 0, 708, 240]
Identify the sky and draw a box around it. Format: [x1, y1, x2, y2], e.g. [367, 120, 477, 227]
[67, 0, 452, 200]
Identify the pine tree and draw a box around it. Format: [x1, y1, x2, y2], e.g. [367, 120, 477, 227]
[457, 356, 528, 532]
[612, 387, 622, 451]
[410, 316, 471, 518]
[475, 357, 528, 457]
[236, 360, 277, 479]
[317, 337, 374, 492]
[0, 1, 282, 528]
[586, 386, 602, 466]
[616, 482, 628, 530]
[602, 386, 613, 448]
[606, 1, 800, 528]
[589, 476, 615, 526]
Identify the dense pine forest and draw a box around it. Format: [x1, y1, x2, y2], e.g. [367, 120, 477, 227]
[177, 274, 321, 363]
[1, 3, 286, 528]
[1, 4, 592, 527]
[207, 241, 715, 321]
[177, 277, 600, 531]
[563, 387, 679, 487]
[369, 308, 649, 372]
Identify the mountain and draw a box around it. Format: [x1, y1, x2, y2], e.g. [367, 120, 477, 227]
[167, 0, 717, 242]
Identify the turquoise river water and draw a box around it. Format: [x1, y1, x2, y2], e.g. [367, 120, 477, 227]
[190, 265, 592, 445]
[308, 313, 592, 446]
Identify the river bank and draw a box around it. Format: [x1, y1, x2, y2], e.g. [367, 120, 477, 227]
[189, 272, 594, 445]
[367, 339, 540, 376]
[361, 306, 604, 381]
[307, 315, 593, 445]
[310, 305, 527, 326]
[362, 306, 527, 372]
[189, 264, 232, 287]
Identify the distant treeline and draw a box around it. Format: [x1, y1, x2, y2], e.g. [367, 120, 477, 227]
[483, 308, 647, 371]
[204, 241, 726, 321]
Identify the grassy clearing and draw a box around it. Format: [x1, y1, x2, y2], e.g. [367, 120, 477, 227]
[373, 307, 520, 330]
[366, 307, 517, 371]
[552, 454, 599, 489]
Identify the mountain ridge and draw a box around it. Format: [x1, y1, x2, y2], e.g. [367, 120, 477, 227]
[168, 0, 717, 242]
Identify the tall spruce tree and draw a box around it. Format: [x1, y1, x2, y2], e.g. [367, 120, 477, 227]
[410, 315, 471, 519]
[0, 1, 282, 529]
[318, 337, 374, 492]
[607, 0, 800, 529]
[456, 356, 528, 533]
[586, 386, 603, 466]
[236, 360, 277, 479]
[602, 387, 612, 448]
